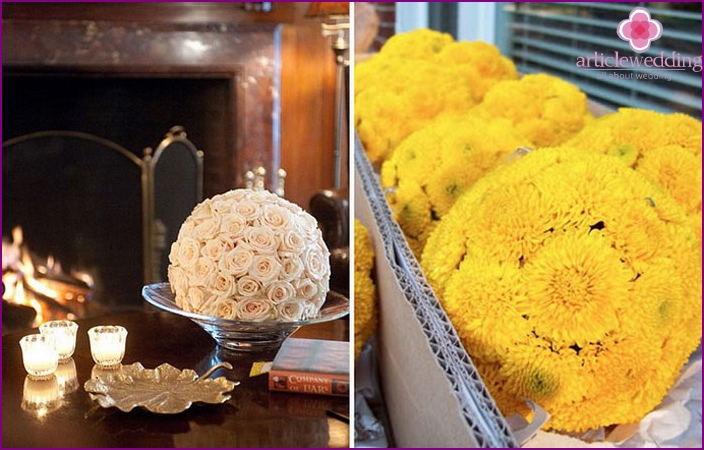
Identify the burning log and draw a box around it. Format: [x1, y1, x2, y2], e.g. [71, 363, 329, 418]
[2, 227, 93, 328]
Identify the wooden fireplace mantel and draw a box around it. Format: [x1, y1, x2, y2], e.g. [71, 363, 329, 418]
[2, 1, 341, 210]
[1, 2, 302, 24]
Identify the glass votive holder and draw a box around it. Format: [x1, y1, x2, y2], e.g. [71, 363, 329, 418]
[19, 334, 59, 379]
[88, 325, 128, 369]
[39, 320, 79, 360]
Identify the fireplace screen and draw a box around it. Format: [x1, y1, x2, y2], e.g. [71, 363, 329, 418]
[2, 128, 202, 328]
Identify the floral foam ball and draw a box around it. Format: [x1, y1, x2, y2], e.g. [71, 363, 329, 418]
[168, 189, 331, 322]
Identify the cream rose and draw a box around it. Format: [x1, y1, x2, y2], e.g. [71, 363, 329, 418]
[314, 281, 329, 306]
[301, 213, 319, 234]
[280, 229, 306, 253]
[210, 273, 237, 298]
[276, 300, 305, 321]
[245, 227, 279, 253]
[169, 266, 190, 295]
[220, 213, 247, 236]
[193, 216, 221, 240]
[250, 254, 282, 283]
[201, 236, 232, 260]
[234, 200, 259, 221]
[266, 281, 296, 304]
[295, 278, 318, 300]
[169, 241, 179, 262]
[177, 218, 196, 240]
[262, 205, 288, 229]
[211, 198, 235, 215]
[193, 257, 217, 283]
[211, 297, 237, 320]
[236, 275, 262, 297]
[304, 247, 328, 281]
[219, 247, 254, 277]
[190, 198, 214, 221]
[236, 298, 273, 322]
[175, 237, 201, 268]
[279, 256, 304, 282]
[186, 286, 206, 311]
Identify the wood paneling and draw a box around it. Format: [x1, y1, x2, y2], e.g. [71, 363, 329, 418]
[280, 21, 345, 210]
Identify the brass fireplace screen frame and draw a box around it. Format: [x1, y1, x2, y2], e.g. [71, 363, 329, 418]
[2, 126, 204, 286]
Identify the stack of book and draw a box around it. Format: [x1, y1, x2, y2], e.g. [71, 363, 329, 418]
[268, 338, 349, 397]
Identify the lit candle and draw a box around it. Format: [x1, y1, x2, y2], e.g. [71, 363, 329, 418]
[19, 334, 59, 379]
[88, 325, 127, 368]
[39, 320, 79, 360]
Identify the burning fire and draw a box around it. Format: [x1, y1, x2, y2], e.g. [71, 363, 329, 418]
[2, 227, 94, 328]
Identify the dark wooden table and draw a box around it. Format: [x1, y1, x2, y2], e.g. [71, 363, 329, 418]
[2, 311, 350, 448]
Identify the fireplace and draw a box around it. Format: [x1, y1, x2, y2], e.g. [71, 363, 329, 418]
[3, 74, 233, 198]
[2, 3, 338, 330]
[1, 13, 281, 197]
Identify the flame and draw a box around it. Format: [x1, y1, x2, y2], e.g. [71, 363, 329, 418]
[4, 275, 44, 327]
[2, 226, 92, 327]
[12, 225, 23, 246]
[72, 271, 94, 290]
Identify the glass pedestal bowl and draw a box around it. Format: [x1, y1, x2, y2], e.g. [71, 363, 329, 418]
[142, 282, 349, 353]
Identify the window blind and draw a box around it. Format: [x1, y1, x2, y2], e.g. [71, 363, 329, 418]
[496, 2, 702, 117]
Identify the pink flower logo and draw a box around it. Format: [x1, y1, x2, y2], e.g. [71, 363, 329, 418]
[617, 7, 663, 53]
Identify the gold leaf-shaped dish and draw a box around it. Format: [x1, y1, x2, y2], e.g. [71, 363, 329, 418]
[84, 362, 237, 414]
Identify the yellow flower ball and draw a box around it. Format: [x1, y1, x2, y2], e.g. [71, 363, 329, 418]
[378, 27, 454, 59]
[381, 114, 532, 258]
[355, 29, 518, 165]
[354, 219, 377, 359]
[434, 40, 518, 101]
[473, 73, 593, 147]
[567, 108, 702, 240]
[422, 147, 701, 432]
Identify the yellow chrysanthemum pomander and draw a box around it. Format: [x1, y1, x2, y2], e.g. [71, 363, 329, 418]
[381, 114, 533, 258]
[473, 73, 593, 147]
[354, 219, 377, 359]
[355, 28, 518, 165]
[377, 27, 454, 60]
[421, 147, 701, 433]
[434, 40, 518, 101]
[567, 108, 702, 240]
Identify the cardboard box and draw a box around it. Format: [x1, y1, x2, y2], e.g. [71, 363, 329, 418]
[354, 135, 517, 448]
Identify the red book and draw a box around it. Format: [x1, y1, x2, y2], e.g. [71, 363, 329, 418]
[268, 338, 350, 396]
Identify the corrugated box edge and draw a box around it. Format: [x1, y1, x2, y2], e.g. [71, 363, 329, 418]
[355, 134, 518, 448]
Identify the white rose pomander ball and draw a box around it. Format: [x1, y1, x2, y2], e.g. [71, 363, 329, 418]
[168, 189, 331, 322]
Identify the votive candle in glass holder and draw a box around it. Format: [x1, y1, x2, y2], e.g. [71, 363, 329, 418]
[19, 334, 59, 379]
[88, 325, 128, 368]
[39, 320, 79, 360]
